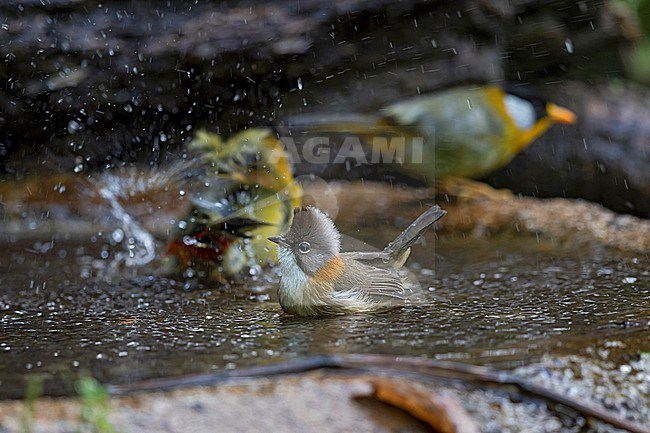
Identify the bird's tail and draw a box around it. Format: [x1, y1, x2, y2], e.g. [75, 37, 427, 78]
[284, 113, 397, 136]
[383, 205, 446, 265]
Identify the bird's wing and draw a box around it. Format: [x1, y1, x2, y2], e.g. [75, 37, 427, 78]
[363, 268, 411, 299]
[342, 247, 412, 269]
[342, 251, 390, 262]
[335, 258, 414, 301]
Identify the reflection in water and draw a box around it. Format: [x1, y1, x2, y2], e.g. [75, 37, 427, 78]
[1, 227, 649, 398]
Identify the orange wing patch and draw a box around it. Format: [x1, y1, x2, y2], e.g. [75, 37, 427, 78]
[312, 255, 345, 282]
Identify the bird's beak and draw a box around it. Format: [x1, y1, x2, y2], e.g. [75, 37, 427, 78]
[268, 236, 288, 246]
[546, 103, 577, 125]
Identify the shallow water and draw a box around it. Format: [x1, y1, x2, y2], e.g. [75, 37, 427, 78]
[1, 223, 649, 399]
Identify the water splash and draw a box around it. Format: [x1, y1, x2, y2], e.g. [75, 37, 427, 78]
[97, 184, 156, 269]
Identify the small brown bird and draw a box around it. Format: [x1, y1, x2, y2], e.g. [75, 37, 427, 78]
[269, 205, 446, 316]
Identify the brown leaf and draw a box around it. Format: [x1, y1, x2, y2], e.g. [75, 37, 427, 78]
[366, 378, 479, 433]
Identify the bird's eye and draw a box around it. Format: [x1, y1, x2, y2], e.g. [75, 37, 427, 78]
[298, 241, 311, 254]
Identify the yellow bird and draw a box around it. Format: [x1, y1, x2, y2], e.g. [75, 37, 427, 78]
[166, 128, 302, 280]
[290, 84, 576, 189]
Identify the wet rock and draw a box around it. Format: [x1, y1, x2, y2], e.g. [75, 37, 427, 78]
[303, 181, 650, 253]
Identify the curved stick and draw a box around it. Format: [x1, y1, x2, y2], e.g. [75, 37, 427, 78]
[109, 354, 649, 433]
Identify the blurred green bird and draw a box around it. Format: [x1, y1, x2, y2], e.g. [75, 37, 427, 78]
[289, 84, 576, 193]
[166, 128, 302, 281]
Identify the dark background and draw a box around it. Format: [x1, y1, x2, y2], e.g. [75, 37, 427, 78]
[1, 0, 649, 216]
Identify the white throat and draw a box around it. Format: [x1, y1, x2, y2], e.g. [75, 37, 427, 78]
[503, 94, 535, 130]
[277, 246, 310, 306]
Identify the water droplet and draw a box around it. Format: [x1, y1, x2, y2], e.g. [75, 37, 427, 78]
[67, 120, 80, 134]
[565, 38, 574, 54]
[111, 228, 125, 243]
